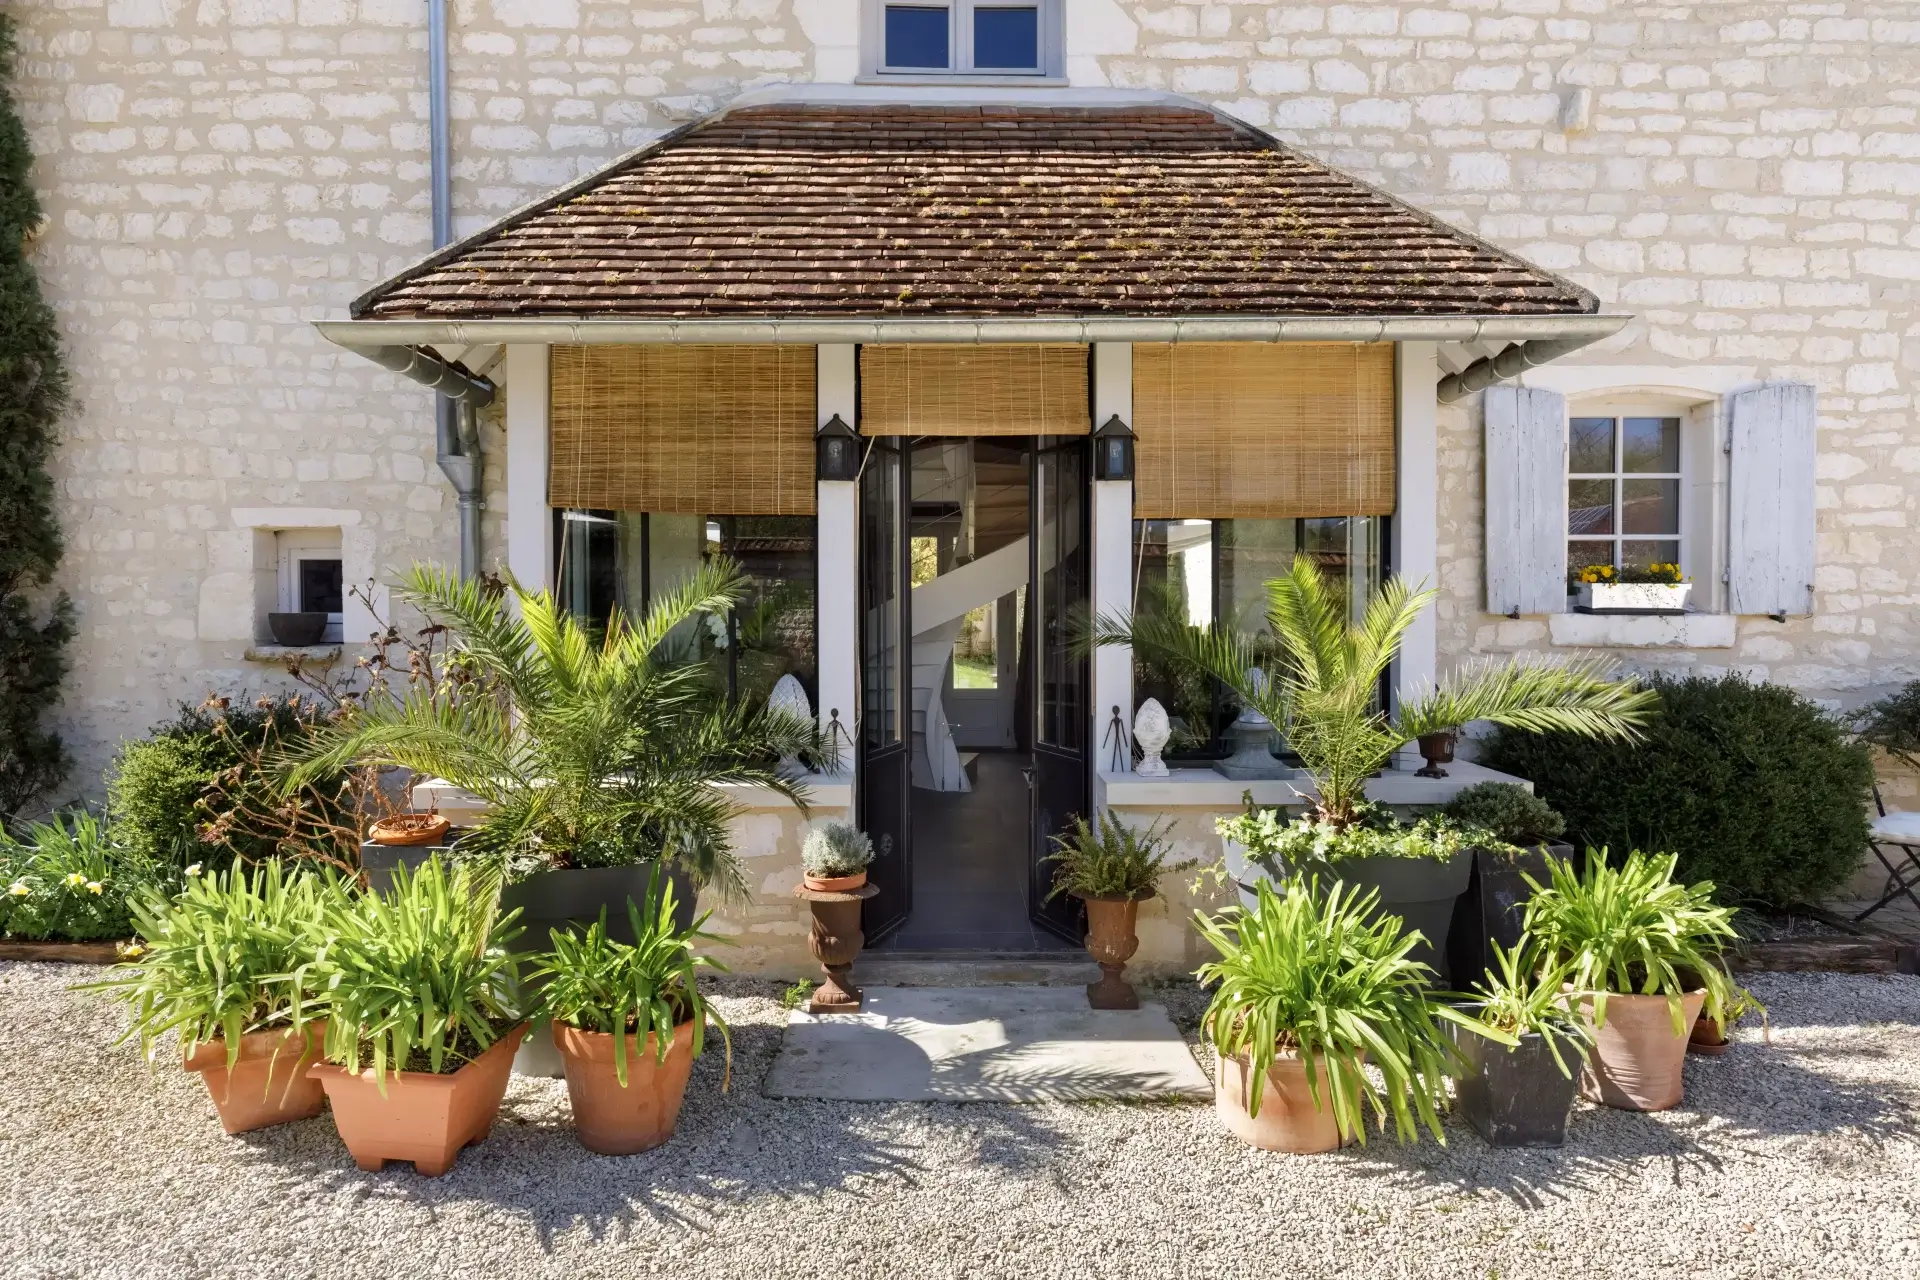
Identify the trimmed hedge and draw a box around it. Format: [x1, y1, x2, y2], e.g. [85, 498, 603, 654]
[1479, 672, 1873, 907]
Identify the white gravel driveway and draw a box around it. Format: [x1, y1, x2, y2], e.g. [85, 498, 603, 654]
[1, 964, 1915, 1280]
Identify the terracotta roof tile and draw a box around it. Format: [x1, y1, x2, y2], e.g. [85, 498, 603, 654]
[353, 103, 1596, 320]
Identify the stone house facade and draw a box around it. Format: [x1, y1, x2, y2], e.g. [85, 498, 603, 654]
[7, 2, 1918, 966]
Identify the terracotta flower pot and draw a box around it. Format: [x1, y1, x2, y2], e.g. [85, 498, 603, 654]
[552, 1020, 696, 1155]
[1074, 891, 1148, 1010]
[1214, 1052, 1343, 1154]
[801, 870, 867, 893]
[183, 1024, 327, 1135]
[308, 1023, 528, 1176]
[368, 812, 451, 847]
[1580, 990, 1706, 1111]
[1687, 1010, 1730, 1057]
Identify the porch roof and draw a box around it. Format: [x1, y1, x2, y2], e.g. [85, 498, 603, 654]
[351, 89, 1599, 325]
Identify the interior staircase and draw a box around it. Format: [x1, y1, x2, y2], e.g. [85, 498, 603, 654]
[910, 535, 1028, 791]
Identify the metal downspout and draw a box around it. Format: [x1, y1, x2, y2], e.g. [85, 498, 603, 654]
[428, 0, 482, 578]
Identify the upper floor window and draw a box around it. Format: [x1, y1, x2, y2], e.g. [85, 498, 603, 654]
[1567, 412, 1683, 579]
[865, 0, 1063, 78]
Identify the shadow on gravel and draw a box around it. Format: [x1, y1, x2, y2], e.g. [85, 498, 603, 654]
[245, 1017, 1078, 1249]
[1332, 1035, 1920, 1210]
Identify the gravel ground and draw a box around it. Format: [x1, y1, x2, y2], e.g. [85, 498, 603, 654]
[1, 964, 1915, 1280]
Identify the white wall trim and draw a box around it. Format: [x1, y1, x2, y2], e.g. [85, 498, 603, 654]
[1394, 343, 1439, 716]
[816, 344, 859, 769]
[504, 344, 552, 592]
[1090, 341, 1133, 784]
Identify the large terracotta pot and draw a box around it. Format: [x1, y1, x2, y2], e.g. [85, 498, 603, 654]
[183, 1024, 327, 1135]
[1075, 891, 1148, 1010]
[308, 1023, 528, 1176]
[1687, 1010, 1730, 1057]
[1580, 990, 1706, 1111]
[1213, 1052, 1343, 1154]
[552, 1020, 696, 1155]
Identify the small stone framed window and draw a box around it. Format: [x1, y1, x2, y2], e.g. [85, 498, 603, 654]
[862, 0, 1064, 79]
[277, 529, 344, 643]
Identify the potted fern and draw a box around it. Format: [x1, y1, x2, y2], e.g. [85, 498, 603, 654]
[1453, 938, 1593, 1147]
[86, 861, 338, 1135]
[1441, 781, 1574, 988]
[295, 858, 528, 1176]
[1094, 556, 1654, 987]
[1522, 850, 1746, 1111]
[1042, 813, 1194, 1009]
[1194, 878, 1498, 1153]
[533, 870, 730, 1155]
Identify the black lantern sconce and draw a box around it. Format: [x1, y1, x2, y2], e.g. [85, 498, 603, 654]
[815, 413, 861, 482]
[1092, 414, 1135, 482]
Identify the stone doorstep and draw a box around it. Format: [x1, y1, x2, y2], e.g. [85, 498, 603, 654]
[856, 951, 1103, 988]
[763, 985, 1212, 1103]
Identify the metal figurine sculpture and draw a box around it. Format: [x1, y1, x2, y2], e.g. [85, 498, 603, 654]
[1103, 705, 1130, 773]
[1133, 698, 1172, 778]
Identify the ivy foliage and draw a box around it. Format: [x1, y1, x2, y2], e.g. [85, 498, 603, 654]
[0, 14, 74, 822]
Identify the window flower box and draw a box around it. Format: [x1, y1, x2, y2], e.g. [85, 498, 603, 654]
[1574, 581, 1692, 614]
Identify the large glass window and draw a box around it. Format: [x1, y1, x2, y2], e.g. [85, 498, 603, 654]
[1130, 516, 1386, 758]
[556, 510, 817, 708]
[1568, 415, 1683, 578]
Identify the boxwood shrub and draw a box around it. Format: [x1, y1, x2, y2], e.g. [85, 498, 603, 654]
[1479, 672, 1874, 907]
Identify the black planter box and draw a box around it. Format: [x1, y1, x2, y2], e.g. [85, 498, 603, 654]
[1454, 1028, 1579, 1147]
[1446, 842, 1575, 992]
[359, 841, 697, 945]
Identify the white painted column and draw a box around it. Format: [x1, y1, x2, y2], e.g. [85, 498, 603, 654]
[1393, 341, 1439, 736]
[816, 344, 859, 774]
[1090, 342, 1134, 785]
[504, 344, 553, 591]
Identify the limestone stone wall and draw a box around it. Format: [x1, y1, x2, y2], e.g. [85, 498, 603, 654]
[16, 1, 1920, 799]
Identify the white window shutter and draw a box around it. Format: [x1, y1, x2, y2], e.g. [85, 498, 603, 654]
[1483, 384, 1568, 615]
[1727, 382, 1818, 617]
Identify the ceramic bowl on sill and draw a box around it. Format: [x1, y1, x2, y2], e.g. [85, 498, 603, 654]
[267, 612, 330, 646]
[1573, 582, 1691, 614]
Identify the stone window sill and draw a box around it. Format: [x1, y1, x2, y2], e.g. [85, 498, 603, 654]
[244, 644, 341, 663]
[1100, 760, 1531, 808]
[1547, 613, 1736, 649]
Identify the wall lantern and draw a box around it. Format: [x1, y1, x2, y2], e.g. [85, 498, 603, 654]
[816, 413, 862, 482]
[1092, 414, 1135, 482]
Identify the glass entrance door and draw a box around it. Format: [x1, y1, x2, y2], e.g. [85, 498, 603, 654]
[1028, 436, 1091, 943]
[858, 436, 911, 941]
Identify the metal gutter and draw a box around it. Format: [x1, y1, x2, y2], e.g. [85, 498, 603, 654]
[318, 312, 1628, 351]
[1436, 336, 1600, 403]
[425, 0, 485, 579]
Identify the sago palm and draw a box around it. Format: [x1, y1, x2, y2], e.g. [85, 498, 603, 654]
[288, 559, 822, 901]
[1091, 555, 1655, 828]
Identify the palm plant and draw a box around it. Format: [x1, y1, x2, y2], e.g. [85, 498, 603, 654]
[1195, 877, 1499, 1142]
[287, 559, 823, 901]
[1092, 555, 1656, 828]
[531, 869, 730, 1088]
[1521, 849, 1743, 1034]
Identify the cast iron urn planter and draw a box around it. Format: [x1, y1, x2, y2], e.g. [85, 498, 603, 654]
[794, 881, 879, 1013]
[1073, 889, 1150, 1010]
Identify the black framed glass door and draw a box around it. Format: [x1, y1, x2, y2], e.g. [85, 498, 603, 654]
[859, 437, 911, 942]
[1028, 436, 1090, 943]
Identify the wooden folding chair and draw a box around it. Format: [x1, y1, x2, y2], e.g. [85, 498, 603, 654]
[1855, 784, 1920, 922]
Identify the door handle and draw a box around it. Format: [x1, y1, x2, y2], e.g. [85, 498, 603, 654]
[1020, 766, 1035, 788]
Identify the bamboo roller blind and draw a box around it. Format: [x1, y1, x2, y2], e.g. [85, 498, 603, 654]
[548, 345, 817, 515]
[1132, 342, 1396, 519]
[859, 344, 1090, 436]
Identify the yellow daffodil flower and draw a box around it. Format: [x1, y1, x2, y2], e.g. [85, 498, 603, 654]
[86, 880, 105, 895]
[65, 871, 86, 887]
[7, 881, 27, 897]
[184, 863, 202, 877]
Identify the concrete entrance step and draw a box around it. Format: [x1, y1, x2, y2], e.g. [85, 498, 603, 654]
[858, 951, 1100, 987]
[762, 985, 1212, 1102]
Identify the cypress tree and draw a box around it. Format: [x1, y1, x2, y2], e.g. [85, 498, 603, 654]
[0, 14, 74, 822]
